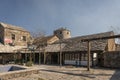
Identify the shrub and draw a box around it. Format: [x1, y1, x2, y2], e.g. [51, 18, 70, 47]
[26, 61, 33, 67]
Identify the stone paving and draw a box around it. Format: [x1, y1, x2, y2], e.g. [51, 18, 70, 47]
[10, 65, 120, 80]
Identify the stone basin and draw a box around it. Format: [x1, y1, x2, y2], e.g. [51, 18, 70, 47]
[0, 65, 39, 80]
[0, 65, 26, 73]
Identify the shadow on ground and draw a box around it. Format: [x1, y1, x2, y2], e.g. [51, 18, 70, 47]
[41, 69, 113, 79]
[110, 70, 120, 80]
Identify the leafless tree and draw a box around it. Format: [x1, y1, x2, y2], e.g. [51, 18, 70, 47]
[30, 30, 46, 48]
[109, 26, 120, 44]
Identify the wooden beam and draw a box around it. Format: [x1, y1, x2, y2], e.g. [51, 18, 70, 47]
[14, 53, 16, 64]
[30, 51, 32, 62]
[81, 34, 120, 42]
[39, 52, 41, 65]
[87, 41, 91, 71]
[58, 53, 59, 64]
[33, 51, 35, 64]
[44, 51, 46, 64]
[60, 42, 62, 67]
[25, 53, 27, 63]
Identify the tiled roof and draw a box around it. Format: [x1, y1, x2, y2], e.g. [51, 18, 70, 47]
[0, 31, 114, 53]
[33, 35, 59, 47]
[115, 44, 120, 51]
[44, 31, 114, 52]
[0, 22, 28, 32]
[33, 35, 54, 43]
[45, 43, 66, 52]
[0, 44, 27, 53]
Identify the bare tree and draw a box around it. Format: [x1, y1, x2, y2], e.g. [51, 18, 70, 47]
[30, 30, 46, 48]
[31, 30, 45, 38]
[109, 26, 120, 44]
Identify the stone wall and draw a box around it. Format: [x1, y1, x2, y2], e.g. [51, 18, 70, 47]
[4, 28, 30, 46]
[103, 51, 120, 68]
[0, 68, 39, 80]
[0, 25, 4, 44]
[0, 22, 31, 46]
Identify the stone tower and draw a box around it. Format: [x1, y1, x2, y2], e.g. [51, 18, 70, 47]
[54, 28, 71, 39]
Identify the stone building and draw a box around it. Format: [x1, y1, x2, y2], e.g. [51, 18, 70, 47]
[33, 28, 70, 48]
[33, 35, 59, 47]
[0, 23, 118, 67]
[0, 22, 31, 46]
[54, 28, 71, 39]
[37, 30, 116, 66]
[0, 22, 32, 64]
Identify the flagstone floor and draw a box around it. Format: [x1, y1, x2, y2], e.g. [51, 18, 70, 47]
[10, 65, 120, 80]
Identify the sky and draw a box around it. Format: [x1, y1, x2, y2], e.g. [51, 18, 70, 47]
[0, 0, 120, 37]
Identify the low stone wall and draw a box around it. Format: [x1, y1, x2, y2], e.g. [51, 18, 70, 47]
[0, 65, 25, 72]
[0, 67, 39, 80]
[103, 51, 120, 68]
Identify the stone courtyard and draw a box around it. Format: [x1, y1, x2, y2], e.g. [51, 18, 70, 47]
[10, 65, 120, 80]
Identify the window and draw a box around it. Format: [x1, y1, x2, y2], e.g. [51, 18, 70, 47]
[67, 32, 69, 34]
[21, 36, 26, 41]
[23, 36, 26, 41]
[60, 31, 62, 34]
[11, 34, 15, 40]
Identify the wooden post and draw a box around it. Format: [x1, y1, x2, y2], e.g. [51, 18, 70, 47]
[60, 42, 62, 67]
[25, 53, 27, 63]
[87, 41, 91, 71]
[2, 54, 5, 64]
[30, 51, 32, 62]
[33, 51, 35, 64]
[44, 50, 46, 64]
[39, 52, 41, 65]
[58, 53, 59, 64]
[14, 53, 16, 64]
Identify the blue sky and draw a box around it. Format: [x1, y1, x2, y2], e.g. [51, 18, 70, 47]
[0, 0, 120, 37]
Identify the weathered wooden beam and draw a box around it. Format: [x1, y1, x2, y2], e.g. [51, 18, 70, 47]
[39, 52, 41, 65]
[14, 53, 16, 64]
[81, 34, 120, 42]
[25, 53, 27, 63]
[58, 53, 59, 64]
[33, 51, 35, 64]
[60, 42, 62, 67]
[87, 41, 91, 71]
[44, 50, 46, 64]
[30, 51, 32, 62]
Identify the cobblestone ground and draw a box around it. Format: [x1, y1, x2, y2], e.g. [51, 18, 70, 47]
[11, 65, 120, 80]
